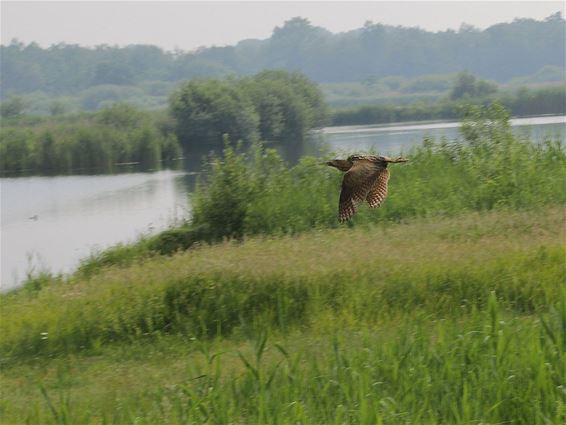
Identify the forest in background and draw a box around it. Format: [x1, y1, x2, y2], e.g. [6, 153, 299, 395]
[1, 13, 564, 114]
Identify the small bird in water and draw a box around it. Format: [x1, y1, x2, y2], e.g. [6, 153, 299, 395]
[326, 154, 408, 222]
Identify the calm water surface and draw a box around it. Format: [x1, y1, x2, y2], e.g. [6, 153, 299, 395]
[1, 115, 564, 290]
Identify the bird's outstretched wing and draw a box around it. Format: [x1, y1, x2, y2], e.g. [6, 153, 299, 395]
[338, 159, 384, 222]
[366, 168, 390, 208]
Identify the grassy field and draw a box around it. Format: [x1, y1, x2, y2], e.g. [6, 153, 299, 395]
[2, 104, 565, 423]
[1, 206, 565, 424]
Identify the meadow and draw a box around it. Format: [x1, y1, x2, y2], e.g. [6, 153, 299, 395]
[1, 103, 565, 424]
[1, 207, 565, 424]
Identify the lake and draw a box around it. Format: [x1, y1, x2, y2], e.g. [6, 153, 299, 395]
[1, 115, 564, 290]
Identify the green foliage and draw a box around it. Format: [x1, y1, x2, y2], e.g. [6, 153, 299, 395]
[1, 13, 564, 100]
[506, 85, 566, 116]
[1, 208, 565, 423]
[0, 128, 34, 172]
[509, 64, 566, 85]
[0, 96, 27, 118]
[2, 213, 565, 362]
[96, 102, 145, 128]
[168, 71, 327, 149]
[331, 83, 566, 126]
[401, 74, 453, 93]
[188, 103, 566, 241]
[0, 105, 182, 175]
[247, 70, 329, 142]
[80, 84, 146, 111]
[169, 79, 259, 148]
[450, 71, 498, 100]
[48, 101, 66, 116]
[68, 102, 566, 274]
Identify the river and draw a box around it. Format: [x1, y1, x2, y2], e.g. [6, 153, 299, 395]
[1, 115, 564, 290]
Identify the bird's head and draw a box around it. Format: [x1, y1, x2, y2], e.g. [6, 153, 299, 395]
[324, 159, 353, 172]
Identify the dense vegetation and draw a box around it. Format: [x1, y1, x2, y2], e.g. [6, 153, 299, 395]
[331, 83, 566, 125]
[1, 104, 565, 423]
[76, 103, 566, 270]
[2, 208, 565, 423]
[0, 103, 181, 175]
[2, 13, 564, 99]
[0, 71, 327, 175]
[170, 70, 327, 150]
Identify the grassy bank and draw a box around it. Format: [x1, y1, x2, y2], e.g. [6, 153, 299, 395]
[1, 207, 565, 423]
[76, 103, 566, 275]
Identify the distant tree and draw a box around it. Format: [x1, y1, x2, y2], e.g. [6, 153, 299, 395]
[169, 80, 259, 148]
[248, 70, 328, 141]
[0, 15, 564, 97]
[380, 76, 405, 91]
[450, 72, 497, 100]
[0, 128, 32, 172]
[37, 131, 57, 172]
[97, 102, 145, 128]
[401, 75, 452, 93]
[544, 11, 563, 22]
[475, 79, 498, 97]
[135, 126, 161, 169]
[48, 101, 66, 116]
[91, 62, 134, 86]
[0, 96, 27, 118]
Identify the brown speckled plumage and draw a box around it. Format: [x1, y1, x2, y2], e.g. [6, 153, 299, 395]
[326, 154, 408, 222]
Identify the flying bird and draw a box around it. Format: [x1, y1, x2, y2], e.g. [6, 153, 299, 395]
[326, 154, 408, 222]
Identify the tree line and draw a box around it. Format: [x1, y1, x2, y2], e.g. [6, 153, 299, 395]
[331, 77, 566, 126]
[1, 13, 564, 98]
[0, 70, 327, 175]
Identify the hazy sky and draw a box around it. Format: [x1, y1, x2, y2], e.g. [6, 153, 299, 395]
[1, 1, 563, 52]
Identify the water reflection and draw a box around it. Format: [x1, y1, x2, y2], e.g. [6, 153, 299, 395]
[1, 170, 190, 290]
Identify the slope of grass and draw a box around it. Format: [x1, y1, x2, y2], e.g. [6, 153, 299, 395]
[2, 103, 565, 423]
[76, 103, 566, 277]
[1, 206, 565, 423]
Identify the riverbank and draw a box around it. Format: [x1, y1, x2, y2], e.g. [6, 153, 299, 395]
[2, 104, 566, 422]
[3, 103, 564, 291]
[1, 206, 565, 423]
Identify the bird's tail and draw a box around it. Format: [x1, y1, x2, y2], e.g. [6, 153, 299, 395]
[385, 156, 408, 163]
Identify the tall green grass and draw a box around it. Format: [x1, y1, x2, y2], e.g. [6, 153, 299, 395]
[2, 209, 565, 423]
[2, 207, 564, 363]
[99, 303, 564, 424]
[0, 103, 181, 175]
[191, 103, 566, 239]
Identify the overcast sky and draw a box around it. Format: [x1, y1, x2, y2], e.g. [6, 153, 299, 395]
[1, 1, 563, 52]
